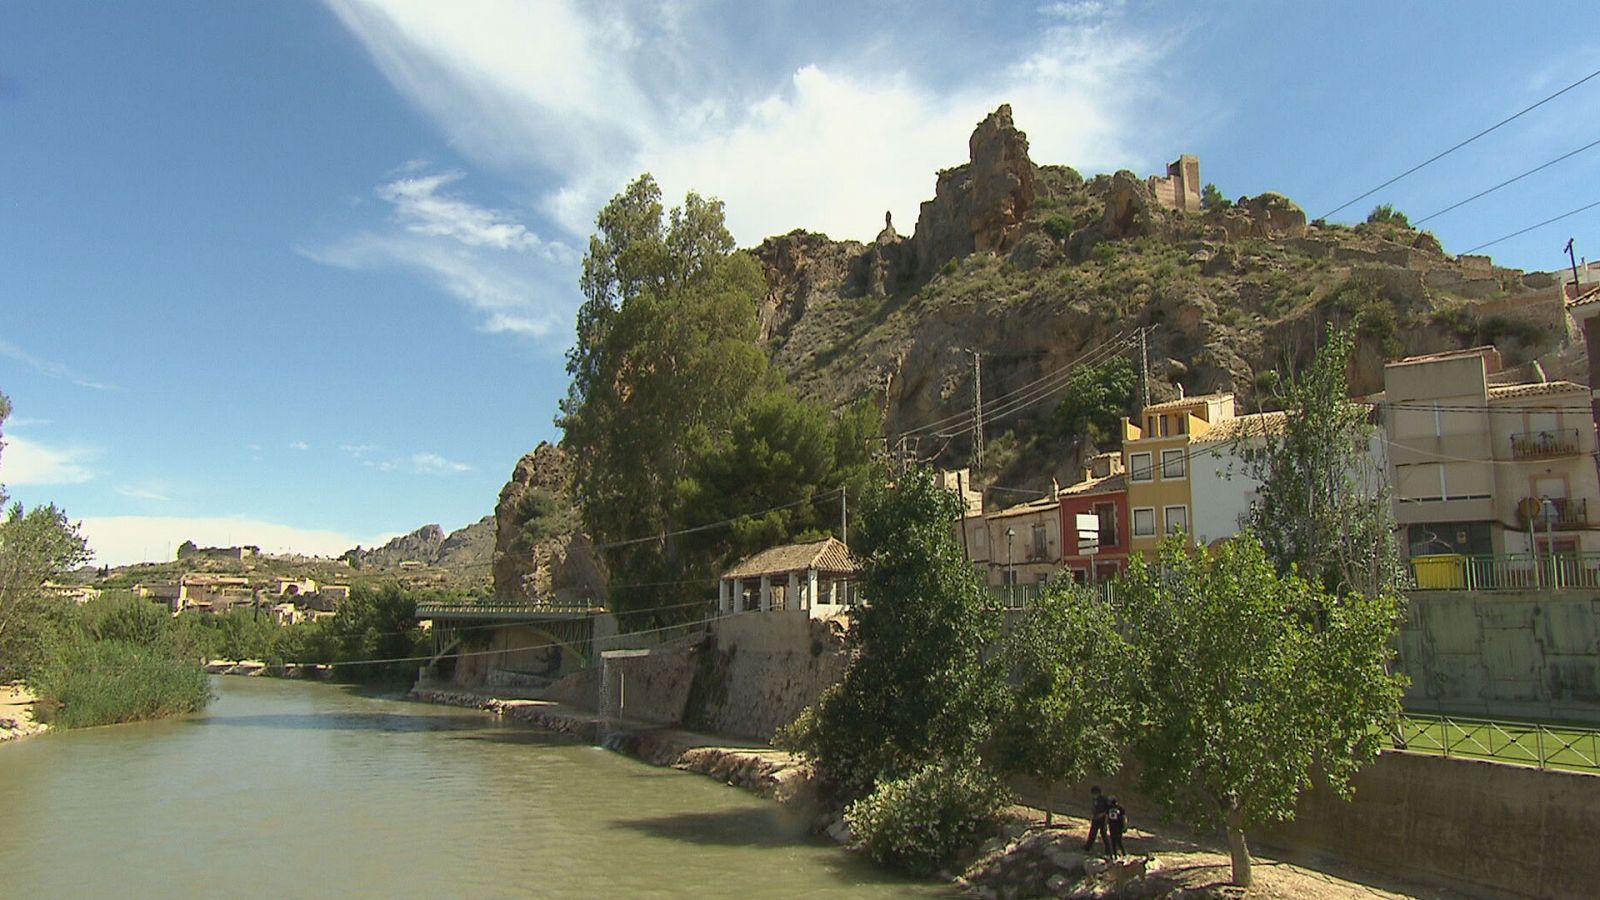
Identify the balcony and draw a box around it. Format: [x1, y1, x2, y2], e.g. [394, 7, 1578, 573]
[1527, 497, 1589, 529]
[1509, 429, 1583, 460]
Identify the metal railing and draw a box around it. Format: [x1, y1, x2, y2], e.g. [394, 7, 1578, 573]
[1409, 552, 1600, 591]
[1509, 429, 1584, 460]
[416, 599, 602, 617]
[1395, 713, 1600, 773]
[1530, 496, 1589, 528]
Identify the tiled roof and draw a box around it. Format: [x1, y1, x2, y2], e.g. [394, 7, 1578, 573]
[1387, 345, 1499, 368]
[1566, 284, 1600, 309]
[1140, 392, 1233, 414]
[1060, 472, 1126, 497]
[1487, 380, 1586, 400]
[723, 537, 858, 579]
[986, 496, 1062, 518]
[1196, 411, 1288, 443]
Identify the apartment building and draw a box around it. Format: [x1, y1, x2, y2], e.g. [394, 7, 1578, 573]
[1058, 452, 1129, 582]
[1380, 346, 1600, 557]
[1120, 393, 1236, 554]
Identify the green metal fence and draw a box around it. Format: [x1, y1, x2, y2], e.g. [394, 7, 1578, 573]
[1395, 713, 1600, 773]
[1409, 552, 1600, 591]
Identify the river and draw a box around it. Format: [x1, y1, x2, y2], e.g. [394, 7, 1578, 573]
[0, 677, 948, 898]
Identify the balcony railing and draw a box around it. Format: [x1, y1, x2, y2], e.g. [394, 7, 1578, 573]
[1510, 429, 1583, 460]
[1410, 552, 1600, 591]
[1528, 496, 1589, 528]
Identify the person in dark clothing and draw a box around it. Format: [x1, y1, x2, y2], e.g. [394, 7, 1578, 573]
[1106, 796, 1128, 857]
[1083, 785, 1111, 853]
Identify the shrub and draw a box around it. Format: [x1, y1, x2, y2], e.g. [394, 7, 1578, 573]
[1366, 203, 1411, 228]
[845, 759, 1012, 875]
[32, 640, 212, 728]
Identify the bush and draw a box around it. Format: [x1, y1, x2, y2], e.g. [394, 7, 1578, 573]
[32, 640, 212, 728]
[845, 759, 1013, 875]
[1366, 203, 1410, 228]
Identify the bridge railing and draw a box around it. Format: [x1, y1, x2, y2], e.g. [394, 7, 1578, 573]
[416, 599, 602, 617]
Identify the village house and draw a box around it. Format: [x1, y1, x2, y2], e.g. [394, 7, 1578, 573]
[1120, 392, 1238, 555]
[1057, 452, 1128, 583]
[1378, 346, 1600, 560]
[718, 537, 859, 618]
[976, 493, 1062, 605]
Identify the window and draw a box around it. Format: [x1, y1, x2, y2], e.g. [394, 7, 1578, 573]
[1093, 502, 1117, 546]
[1161, 448, 1186, 480]
[1031, 524, 1048, 560]
[1164, 505, 1188, 536]
[1129, 452, 1154, 482]
[1133, 507, 1156, 537]
[1159, 416, 1170, 437]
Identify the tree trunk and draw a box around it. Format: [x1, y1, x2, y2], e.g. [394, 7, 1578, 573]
[1225, 805, 1252, 887]
[1044, 781, 1054, 826]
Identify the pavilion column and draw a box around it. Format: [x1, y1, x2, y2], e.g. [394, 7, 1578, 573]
[806, 569, 818, 612]
[718, 578, 731, 613]
[787, 572, 800, 613]
[759, 575, 772, 612]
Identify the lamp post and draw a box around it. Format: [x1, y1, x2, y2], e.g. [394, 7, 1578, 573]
[1005, 527, 1016, 608]
[1542, 496, 1558, 589]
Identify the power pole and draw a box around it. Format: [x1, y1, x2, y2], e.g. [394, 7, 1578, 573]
[840, 488, 848, 547]
[1138, 327, 1150, 413]
[1566, 238, 1582, 299]
[971, 350, 984, 470]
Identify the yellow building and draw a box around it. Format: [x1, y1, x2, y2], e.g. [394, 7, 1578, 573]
[1120, 393, 1236, 555]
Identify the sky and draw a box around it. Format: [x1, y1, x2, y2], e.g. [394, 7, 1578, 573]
[5, 1, 1600, 566]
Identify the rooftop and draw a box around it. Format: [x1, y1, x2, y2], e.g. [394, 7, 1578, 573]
[1386, 345, 1500, 369]
[1195, 411, 1289, 443]
[986, 495, 1064, 518]
[1487, 380, 1586, 400]
[1060, 472, 1126, 497]
[1140, 392, 1233, 414]
[723, 537, 858, 579]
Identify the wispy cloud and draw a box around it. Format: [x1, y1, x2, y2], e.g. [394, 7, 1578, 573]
[114, 483, 172, 503]
[288, 440, 310, 451]
[303, 168, 573, 338]
[0, 435, 96, 485]
[367, 450, 473, 475]
[325, 0, 1171, 245]
[0, 338, 119, 391]
[339, 443, 378, 458]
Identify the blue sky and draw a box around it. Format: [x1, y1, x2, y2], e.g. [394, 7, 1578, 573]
[4, 1, 1600, 565]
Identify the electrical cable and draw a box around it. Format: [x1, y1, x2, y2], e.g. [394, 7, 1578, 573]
[1319, 64, 1600, 220]
[1460, 198, 1600, 254]
[1413, 135, 1600, 226]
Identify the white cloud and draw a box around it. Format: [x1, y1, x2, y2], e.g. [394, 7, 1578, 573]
[0, 338, 119, 391]
[114, 484, 172, 503]
[339, 443, 378, 458]
[0, 435, 95, 485]
[368, 450, 473, 475]
[288, 440, 310, 450]
[77, 516, 398, 568]
[379, 170, 576, 261]
[325, 1, 1170, 246]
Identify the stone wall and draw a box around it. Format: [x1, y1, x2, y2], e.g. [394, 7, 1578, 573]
[1025, 750, 1600, 900]
[595, 610, 851, 741]
[1399, 589, 1600, 722]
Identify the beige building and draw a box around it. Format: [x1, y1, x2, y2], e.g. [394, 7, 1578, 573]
[1380, 347, 1600, 558]
[970, 494, 1062, 605]
[1120, 393, 1237, 555]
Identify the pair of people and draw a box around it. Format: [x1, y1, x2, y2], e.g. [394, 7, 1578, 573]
[1082, 785, 1127, 857]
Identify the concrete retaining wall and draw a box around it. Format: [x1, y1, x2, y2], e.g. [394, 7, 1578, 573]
[1400, 590, 1600, 722]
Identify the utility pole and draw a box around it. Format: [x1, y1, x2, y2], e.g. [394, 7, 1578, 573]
[971, 350, 984, 470]
[1138, 327, 1150, 413]
[1566, 238, 1582, 299]
[840, 488, 848, 547]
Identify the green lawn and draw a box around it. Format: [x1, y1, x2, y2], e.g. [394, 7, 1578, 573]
[1395, 715, 1600, 773]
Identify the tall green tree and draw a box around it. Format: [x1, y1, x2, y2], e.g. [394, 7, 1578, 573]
[1119, 536, 1404, 886]
[1052, 355, 1136, 447]
[1247, 327, 1403, 599]
[0, 391, 91, 680]
[992, 583, 1132, 824]
[800, 467, 1000, 800]
[559, 174, 775, 620]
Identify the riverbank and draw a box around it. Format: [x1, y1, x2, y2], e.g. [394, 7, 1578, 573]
[410, 685, 1451, 899]
[0, 683, 48, 744]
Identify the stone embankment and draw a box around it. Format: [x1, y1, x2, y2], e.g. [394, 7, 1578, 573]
[204, 660, 333, 678]
[0, 683, 48, 745]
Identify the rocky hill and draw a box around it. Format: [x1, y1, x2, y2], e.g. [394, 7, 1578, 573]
[344, 516, 495, 571]
[491, 442, 606, 606]
[750, 104, 1578, 493]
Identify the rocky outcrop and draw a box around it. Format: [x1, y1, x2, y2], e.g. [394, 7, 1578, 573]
[492, 442, 606, 605]
[754, 231, 865, 342]
[344, 517, 492, 570]
[913, 104, 1038, 280]
[1212, 191, 1308, 240]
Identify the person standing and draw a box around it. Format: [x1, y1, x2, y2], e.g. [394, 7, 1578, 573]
[1106, 796, 1128, 857]
[1082, 785, 1111, 853]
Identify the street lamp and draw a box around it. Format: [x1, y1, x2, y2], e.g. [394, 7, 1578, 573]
[1005, 527, 1016, 608]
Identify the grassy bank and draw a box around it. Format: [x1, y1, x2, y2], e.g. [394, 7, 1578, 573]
[30, 640, 211, 729]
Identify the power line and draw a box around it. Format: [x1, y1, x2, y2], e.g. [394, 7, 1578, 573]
[1460, 198, 1600, 254]
[1319, 64, 1600, 220]
[592, 487, 842, 551]
[1414, 135, 1600, 226]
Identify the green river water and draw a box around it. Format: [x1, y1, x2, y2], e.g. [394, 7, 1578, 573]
[0, 677, 948, 898]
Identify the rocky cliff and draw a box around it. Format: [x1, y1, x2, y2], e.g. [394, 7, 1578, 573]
[753, 104, 1579, 493]
[491, 442, 607, 606]
[343, 516, 494, 570]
